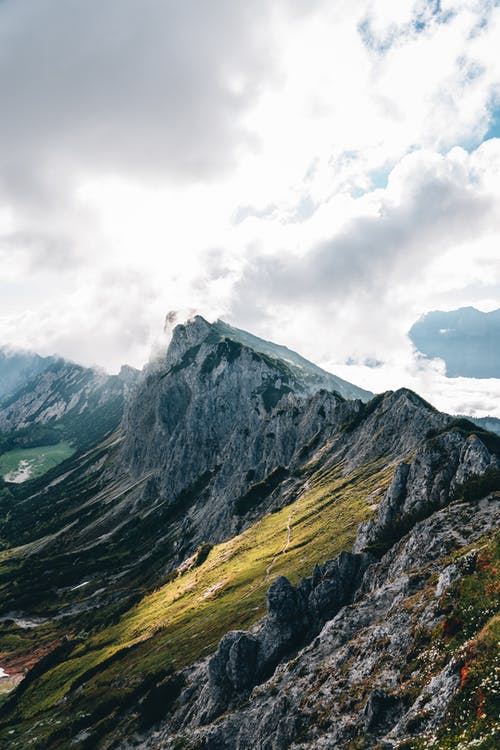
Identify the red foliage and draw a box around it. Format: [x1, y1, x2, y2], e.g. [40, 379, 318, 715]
[477, 687, 486, 719]
[476, 553, 491, 572]
[460, 664, 469, 688]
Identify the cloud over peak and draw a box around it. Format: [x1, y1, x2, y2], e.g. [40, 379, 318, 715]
[0, 0, 499, 416]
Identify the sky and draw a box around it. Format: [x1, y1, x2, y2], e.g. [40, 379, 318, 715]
[1, 0, 500, 416]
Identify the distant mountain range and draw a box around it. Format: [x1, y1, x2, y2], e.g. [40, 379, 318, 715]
[0, 347, 58, 400]
[409, 306, 500, 378]
[0, 316, 498, 749]
[465, 414, 500, 436]
[0, 349, 138, 482]
[0, 320, 369, 485]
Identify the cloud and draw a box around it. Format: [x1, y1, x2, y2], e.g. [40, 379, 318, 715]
[0, 267, 164, 372]
[0, 0, 500, 423]
[0, 0, 280, 186]
[332, 357, 500, 418]
[0, 0, 298, 270]
[231, 146, 497, 324]
[224, 140, 500, 413]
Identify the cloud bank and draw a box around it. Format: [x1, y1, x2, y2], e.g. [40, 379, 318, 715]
[0, 0, 499, 415]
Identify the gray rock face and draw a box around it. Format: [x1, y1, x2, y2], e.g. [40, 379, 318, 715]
[209, 319, 373, 401]
[354, 429, 499, 554]
[0, 358, 138, 439]
[163, 551, 372, 726]
[113, 317, 370, 560]
[208, 631, 259, 703]
[110, 320, 455, 572]
[435, 563, 460, 597]
[114, 361, 499, 750]
[363, 688, 401, 732]
[137, 496, 499, 750]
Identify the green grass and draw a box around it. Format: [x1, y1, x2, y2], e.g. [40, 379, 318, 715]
[0, 459, 394, 748]
[0, 442, 75, 483]
[397, 532, 500, 750]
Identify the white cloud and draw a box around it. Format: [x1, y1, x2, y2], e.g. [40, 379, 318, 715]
[0, 0, 500, 414]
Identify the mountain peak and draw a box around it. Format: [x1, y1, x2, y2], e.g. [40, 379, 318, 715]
[166, 315, 213, 364]
[1, 316, 499, 749]
[163, 315, 372, 402]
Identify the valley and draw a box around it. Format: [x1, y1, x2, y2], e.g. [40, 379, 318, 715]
[0, 442, 75, 483]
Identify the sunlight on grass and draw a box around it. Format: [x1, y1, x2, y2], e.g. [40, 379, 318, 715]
[12, 458, 394, 733]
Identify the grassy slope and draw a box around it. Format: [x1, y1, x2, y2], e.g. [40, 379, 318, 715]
[0, 442, 75, 482]
[0, 459, 394, 749]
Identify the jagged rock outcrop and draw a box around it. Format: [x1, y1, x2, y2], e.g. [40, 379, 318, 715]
[117, 403, 500, 750]
[135, 493, 499, 750]
[205, 551, 371, 719]
[354, 430, 499, 554]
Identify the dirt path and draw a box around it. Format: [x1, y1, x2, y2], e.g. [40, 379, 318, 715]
[264, 480, 310, 581]
[241, 480, 311, 601]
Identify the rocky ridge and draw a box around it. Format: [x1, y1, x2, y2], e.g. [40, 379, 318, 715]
[151, 496, 498, 750]
[0, 347, 56, 400]
[112, 318, 448, 564]
[115, 386, 500, 749]
[0, 359, 138, 441]
[0, 317, 498, 750]
[0, 317, 374, 612]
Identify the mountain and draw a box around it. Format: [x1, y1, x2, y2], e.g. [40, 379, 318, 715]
[0, 347, 56, 400]
[0, 317, 498, 750]
[466, 415, 500, 436]
[0, 359, 138, 441]
[409, 307, 500, 378]
[209, 319, 373, 401]
[0, 357, 139, 482]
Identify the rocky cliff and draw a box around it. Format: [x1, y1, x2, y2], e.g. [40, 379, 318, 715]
[0, 359, 138, 451]
[143, 494, 498, 750]
[0, 347, 56, 400]
[0, 317, 498, 750]
[118, 408, 499, 750]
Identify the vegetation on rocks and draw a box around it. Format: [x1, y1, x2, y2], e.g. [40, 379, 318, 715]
[0, 459, 392, 748]
[0, 318, 498, 750]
